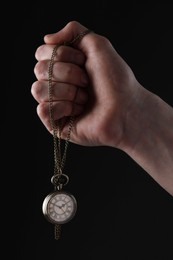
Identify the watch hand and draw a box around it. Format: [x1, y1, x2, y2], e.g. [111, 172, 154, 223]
[52, 202, 66, 213]
[62, 201, 70, 206]
[52, 202, 63, 209]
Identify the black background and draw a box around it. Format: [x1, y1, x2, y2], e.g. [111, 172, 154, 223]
[6, 2, 173, 259]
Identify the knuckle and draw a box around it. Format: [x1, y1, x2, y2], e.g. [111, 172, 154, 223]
[34, 61, 47, 80]
[35, 44, 45, 60]
[37, 102, 47, 118]
[56, 46, 65, 59]
[31, 81, 42, 101]
[66, 21, 79, 30]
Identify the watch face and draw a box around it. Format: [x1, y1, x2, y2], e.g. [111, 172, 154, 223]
[42, 191, 77, 224]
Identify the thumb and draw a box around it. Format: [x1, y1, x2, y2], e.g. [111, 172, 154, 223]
[44, 20, 90, 46]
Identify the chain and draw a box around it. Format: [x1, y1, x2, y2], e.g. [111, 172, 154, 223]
[54, 224, 61, 240]
[48, 29, 91, 240]
[48, 44, 74, 175]
[48, 29, 91, 178]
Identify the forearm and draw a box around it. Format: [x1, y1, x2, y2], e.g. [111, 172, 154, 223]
[122, 87, 173, 196]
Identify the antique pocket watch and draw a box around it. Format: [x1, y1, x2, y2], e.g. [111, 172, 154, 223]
[42, 190, 77, 225]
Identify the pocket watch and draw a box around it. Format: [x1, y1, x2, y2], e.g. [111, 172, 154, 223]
[42, 190, 77, 225]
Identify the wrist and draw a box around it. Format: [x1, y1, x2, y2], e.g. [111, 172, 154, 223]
[120, 87, 173, 195]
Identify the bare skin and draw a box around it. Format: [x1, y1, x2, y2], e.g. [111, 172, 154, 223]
[31, 21, 173, 196]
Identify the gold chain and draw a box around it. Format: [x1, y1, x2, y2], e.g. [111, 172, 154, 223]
[48, 29, 91, 178]
[48, 29, 91, 177]
[48, 30, 91, 240]
[48, 43, 74, 175]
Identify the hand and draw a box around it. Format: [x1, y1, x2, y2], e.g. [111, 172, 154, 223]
[32, 21, 143, 149]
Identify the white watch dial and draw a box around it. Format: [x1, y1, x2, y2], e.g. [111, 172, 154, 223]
[42, 191, 77, 224]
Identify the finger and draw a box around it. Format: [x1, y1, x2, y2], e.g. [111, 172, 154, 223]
[37, 101, 84, 132]
[34, 61, 89, 87]
[44, 21, 88, 45]
[31, 81, 88, 104]
[35, 44, 86, 66]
